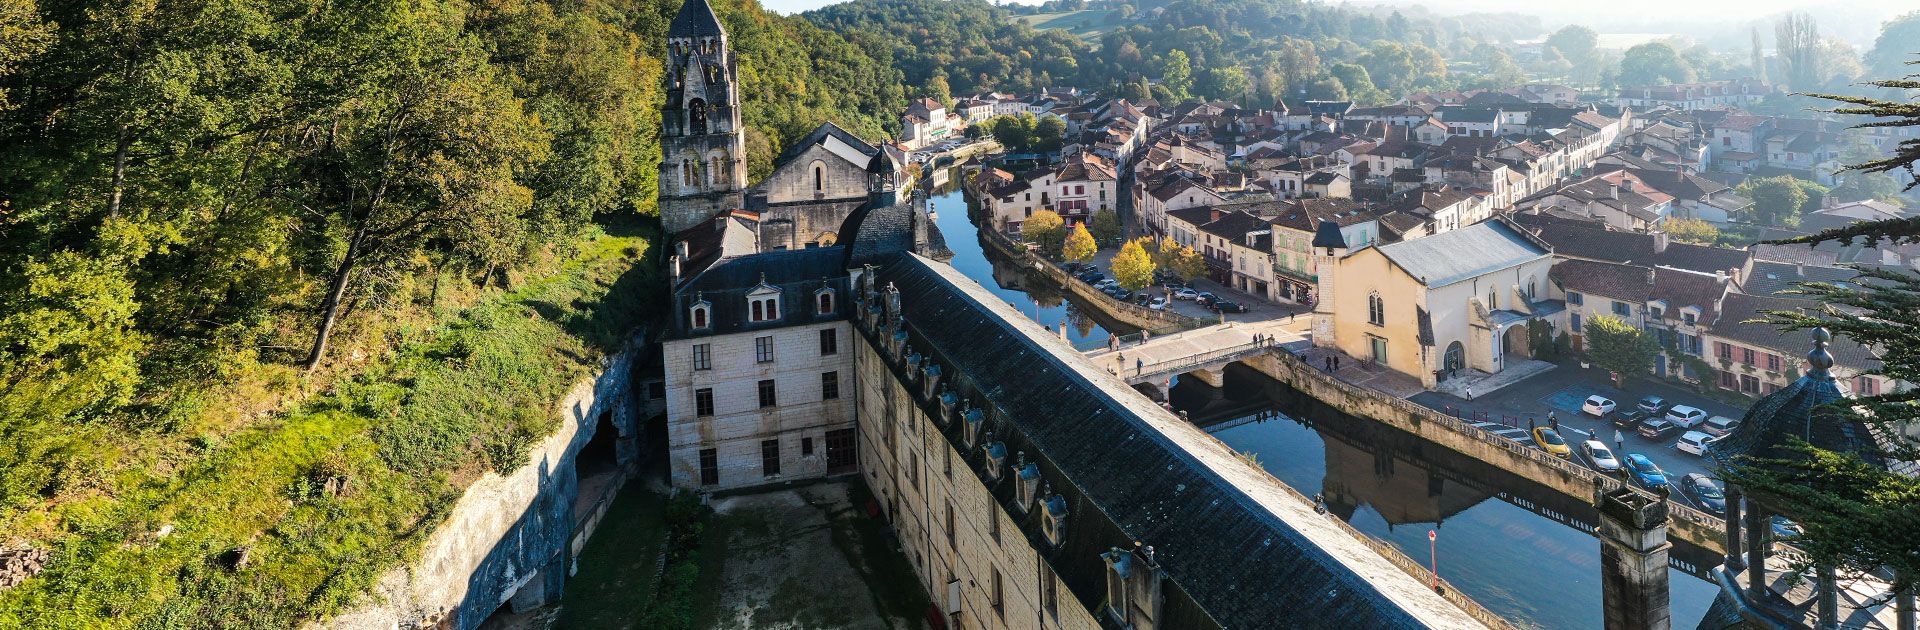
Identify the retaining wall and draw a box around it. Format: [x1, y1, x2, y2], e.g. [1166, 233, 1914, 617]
[317, 342, 642, 630]
[1243, 351, 1727, 555]
[976, 225, 1206, 333]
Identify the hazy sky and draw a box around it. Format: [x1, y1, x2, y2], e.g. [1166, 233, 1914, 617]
[761, 0, 1913, 24]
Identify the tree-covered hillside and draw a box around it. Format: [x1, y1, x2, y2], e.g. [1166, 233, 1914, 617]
[0, 0, 903, 625]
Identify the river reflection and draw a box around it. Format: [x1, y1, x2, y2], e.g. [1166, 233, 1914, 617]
[1173, 364, 1719, 629]
[925, 168, 1133, 348]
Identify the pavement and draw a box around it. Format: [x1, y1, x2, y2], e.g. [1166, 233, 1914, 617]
[1408, 363, 1753, 514]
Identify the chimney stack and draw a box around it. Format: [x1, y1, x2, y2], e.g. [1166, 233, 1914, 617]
[1652, 230, 1670, 254]
[1796, 262, 1806, 277]
[670, 254, 683, 282]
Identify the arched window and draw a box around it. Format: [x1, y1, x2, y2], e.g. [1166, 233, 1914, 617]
[690, 303, 710, 330]
[688, 98, 708, 135]
[816, 290, 834, 315]
[751, 300, 764, 322]
[813, 163, 824, 193]
[1368, 292, 1385, 326]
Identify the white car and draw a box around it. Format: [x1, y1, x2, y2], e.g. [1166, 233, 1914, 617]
[1094, 279, 1119, 289]
[1582, 395, 1616, 417]
[1700, 415, 1740, 437]
[1148, 297, 1168, 311]
[1666, 405, 1708, 429]
[1676, 430, 1718, 456]
[1582, 440, 1622, 472]
[1172, 288, 1199, 300]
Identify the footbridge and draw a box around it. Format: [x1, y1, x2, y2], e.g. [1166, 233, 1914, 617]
[1083, 318, 1310, 396]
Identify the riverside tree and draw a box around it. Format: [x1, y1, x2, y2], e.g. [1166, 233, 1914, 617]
[1063, 223, 1097, 263]
[1022, 209, 1065, 252]
[1112, 238, 1156, 291]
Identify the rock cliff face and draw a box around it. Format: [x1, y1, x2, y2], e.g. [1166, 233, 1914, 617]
[318, 345, 640, 630]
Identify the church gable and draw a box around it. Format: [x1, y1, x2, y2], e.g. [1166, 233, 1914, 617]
[760, 142, 873, 205]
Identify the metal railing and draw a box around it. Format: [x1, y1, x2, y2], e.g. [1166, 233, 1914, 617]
[1128, 339, 1277, 380]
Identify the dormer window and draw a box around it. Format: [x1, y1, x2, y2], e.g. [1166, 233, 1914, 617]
[815, 289, 835, 315]
[1041, 494, 1067, 546]
[983, 441, 1007, 482]
[689, 300, 712, 331]
[748, 283, 782, 323]
[1014, 456, 1040, 512]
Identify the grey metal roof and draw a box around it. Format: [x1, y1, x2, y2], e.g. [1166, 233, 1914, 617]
[1374, 220, 1548, 287]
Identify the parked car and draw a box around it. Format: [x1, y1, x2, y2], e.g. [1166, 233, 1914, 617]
[1582, 395, 1617, 417]
[1666, 405, 1709, 428]
[1172, 288, 1199, 301]
[1638, 418, 1680, 440]
[1582, 440, 1621, 472]
[1680, 473, 1726, 516]
[1637, 396, 1668, 415]
[1611, 410, 1653, 432]
[1621, 454, 1669, 491]
[1132, 293, 1152, 305]
[1095, 278, 1119, 289]
[1532, 427, 1571, 458]
[1079, 272, 1105, 284]
[1209, 300, 1249, 314]
[1113, 290, 1136, 302]
[1770, 516, 1803, 540]
[1676, 430, 1718, 456]
[1148, 297, 1168, 311]
[1195, 292, 1218, 305]
[1701, 415, 1740, 437]
[1064, 262, 1090, 273]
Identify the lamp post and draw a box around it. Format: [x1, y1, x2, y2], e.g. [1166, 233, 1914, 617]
[1429, 529, 1439, 591]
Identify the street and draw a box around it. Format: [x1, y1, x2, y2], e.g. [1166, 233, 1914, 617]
[1409, 364, 1752, 513]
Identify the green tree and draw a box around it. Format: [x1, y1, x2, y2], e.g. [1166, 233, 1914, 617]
[1665, 217, 1721, 244]
[1359, 41, 1418, 93]
[1199, 67, 1249, 102]
[1864, 11, 1920, 82]
[1329, 63, 1375, 98]
[1062, 223, 1096, 263]
[1618, 42, 1696, 86]
[1088, 209, 1122, 245]
[292, 14, 550, 369]
[1546, 25, 1599, 63]
[1160, 49, 1193, 101]
[1022, 209, 1065, 251]
[1111, 238, 1156, 291]
[1031, 115, 1067, 154]
[0, 0, 50, 111]
[1170, 245, 1206, 283]
[1776, 13, 1821, 91]
[1740, 175, 1811, 227]
[1725, 60, 1920, 603]
[1584, 314, 1660, 387]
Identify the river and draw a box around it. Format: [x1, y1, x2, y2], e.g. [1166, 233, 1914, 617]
[928, 172, 1721, 629]
[925, 170, 1130, 349]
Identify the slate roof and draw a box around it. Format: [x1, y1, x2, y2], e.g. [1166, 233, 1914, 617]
[1197, 210, 1268, 242]
[1373, 220, 1548, 287]
[1743, 260, 1860, 298]
[776, 121, 879, 167]
[868, 254, 1460, 629]
[668, 0, 725, 39]
[1523, 221, 1751, 274]
[1649, 266, 1727, 321]
[669, 246, 849, 339]
[1711, 293, 1881, 370]
[1550, 259, 1652, 301]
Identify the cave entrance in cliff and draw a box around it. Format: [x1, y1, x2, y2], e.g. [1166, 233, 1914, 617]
[573, 408, 622, 523]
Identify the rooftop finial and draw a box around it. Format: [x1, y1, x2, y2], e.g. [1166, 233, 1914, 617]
[1806, 327, 1834, 377]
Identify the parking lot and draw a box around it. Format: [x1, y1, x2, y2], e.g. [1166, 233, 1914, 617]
[1409, 364, 1751, 514]
[1076, 248, 1306, 322]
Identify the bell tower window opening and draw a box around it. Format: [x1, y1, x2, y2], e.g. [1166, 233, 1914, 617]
[689, 98, 708, 135]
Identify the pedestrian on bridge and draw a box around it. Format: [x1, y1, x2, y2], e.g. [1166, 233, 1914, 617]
[1465, 386, 1473, 401]
[1136, 358, 1144, 376]
[1527, 416, 1536, 431]
[1614, 429, 1624, 451]
[1548, 411, 1558, 431]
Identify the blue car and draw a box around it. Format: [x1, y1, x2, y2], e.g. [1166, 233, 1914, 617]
[1622, 453, 1668, 491]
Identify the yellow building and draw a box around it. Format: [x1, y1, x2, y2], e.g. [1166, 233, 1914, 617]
[1312, 218, 1557, 388]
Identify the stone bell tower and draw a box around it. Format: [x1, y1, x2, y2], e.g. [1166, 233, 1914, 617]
[659, 0, 747, 235]
[1310, 218, 1347, 348]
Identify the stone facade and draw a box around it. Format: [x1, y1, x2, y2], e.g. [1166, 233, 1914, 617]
[659, 0, 747, 235]
[664, 319, 856, 491]
[854, 337, 1103, 630]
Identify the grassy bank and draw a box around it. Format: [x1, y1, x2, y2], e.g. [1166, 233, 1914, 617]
[0, 222, 663, 628]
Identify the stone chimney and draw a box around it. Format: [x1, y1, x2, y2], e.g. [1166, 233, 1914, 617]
[1652, 230, 1669, 254]
[670, 254, 682, 282]
[1796, 262, 1806, 277]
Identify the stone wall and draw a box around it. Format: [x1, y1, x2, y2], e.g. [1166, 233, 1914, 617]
[316, 343, 641, 630]
[1243, 351, 1727, 555]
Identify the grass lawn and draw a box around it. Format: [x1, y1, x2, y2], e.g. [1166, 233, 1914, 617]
[555, 483, 669, 628]
[1019, 9, 1118, 39]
